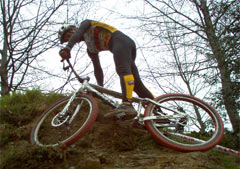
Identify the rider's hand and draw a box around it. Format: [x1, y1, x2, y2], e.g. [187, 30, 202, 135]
[59, 46, 71, 62]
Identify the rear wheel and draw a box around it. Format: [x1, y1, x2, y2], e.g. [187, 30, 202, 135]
[144, 93, 224, 152]
[30, 94, 98, 148]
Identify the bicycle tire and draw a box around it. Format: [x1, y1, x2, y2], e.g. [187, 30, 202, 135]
[30, 94, 98, 148]
[144, 93, 224, 152]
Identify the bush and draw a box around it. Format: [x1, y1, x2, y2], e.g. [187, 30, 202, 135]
[219, 129, 240, 150]
[0, 89, 64, 127]
[0, 123, 17, 146]
[0, 122, 32, 146]
[0, 89, 65, 146]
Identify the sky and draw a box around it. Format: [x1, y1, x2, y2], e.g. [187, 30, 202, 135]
[36, 0, 158, 95]
[33, 0, 218, 99]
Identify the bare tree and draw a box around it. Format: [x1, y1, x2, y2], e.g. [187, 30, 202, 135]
[0, 0, 67, 96]
[137, 0, 239, 134]
[139, 21, 211, 132]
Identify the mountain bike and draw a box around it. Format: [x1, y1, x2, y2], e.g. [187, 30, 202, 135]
[30, 59, 224, 152]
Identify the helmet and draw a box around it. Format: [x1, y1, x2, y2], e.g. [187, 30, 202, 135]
[58, 24, 76, 44]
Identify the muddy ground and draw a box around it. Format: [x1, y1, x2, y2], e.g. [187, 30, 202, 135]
[1, 105, 239, 169]
[48, 115, 239, 169]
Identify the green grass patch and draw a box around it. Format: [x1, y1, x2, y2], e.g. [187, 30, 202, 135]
[0, 89, 64, 146]
[207, 150, 240, 169]
[0, 89, 64, 127]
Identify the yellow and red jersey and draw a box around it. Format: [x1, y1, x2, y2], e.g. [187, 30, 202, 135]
[67, 20, 117, 53]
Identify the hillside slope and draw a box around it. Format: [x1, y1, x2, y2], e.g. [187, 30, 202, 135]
[0, 94, 239, 169]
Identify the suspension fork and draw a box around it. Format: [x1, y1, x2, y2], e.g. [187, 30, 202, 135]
[68, 99, 83, 124]
[57, 80, 89, 117]
[51, 81, 89, 127]
[51, 91, 79, 127]
[63, 81, 120, 124]
[58, 90, 78, 117]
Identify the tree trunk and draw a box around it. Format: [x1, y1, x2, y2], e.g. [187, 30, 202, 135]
[199, 0, 240, 134]
[0, 39, 9, 96]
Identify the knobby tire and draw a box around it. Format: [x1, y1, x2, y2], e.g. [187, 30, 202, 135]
[144, 93, 224, 152]
[30, 94, 98, 148]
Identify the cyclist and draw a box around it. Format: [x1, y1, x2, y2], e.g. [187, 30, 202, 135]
[58, 19, 154, 119]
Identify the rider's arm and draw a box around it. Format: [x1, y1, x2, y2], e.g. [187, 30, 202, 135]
[67, 20, 91, 49]
[87, 50, 104, 87]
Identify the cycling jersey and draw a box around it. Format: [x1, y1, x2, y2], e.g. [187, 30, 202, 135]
[67, 20, 117, 53]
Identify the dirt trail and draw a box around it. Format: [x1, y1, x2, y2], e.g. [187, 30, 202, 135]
[54, 118, 228, 169]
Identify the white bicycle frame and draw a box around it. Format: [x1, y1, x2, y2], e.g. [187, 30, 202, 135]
[50, 60, 240, 157]
[51, 59, 187, 128]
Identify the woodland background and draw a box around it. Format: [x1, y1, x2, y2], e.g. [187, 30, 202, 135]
[0, 0, 239, 142]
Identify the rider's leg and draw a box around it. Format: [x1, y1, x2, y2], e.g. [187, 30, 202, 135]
[113, 65, 137, 114]
[105, 33, 137, 116]
[87, 50, 104, 86]
[104, 74, 137, 118]
[120, 74, 135, 104]
[104, 73, 137, 118]
[131, 62, 154, 100]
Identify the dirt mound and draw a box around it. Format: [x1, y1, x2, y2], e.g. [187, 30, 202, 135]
[51, 118, 229, 169]
[1, 104, 239, 169]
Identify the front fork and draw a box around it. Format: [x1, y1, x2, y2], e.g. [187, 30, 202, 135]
[51, 82, 88, 127]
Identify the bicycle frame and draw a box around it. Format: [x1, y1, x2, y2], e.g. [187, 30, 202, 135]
[51, 59, 187, 127]
[31, 59, 225, 153]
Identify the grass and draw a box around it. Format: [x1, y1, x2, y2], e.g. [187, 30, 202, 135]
[0, 89, 64, 127]
[207, 150, 240, 169]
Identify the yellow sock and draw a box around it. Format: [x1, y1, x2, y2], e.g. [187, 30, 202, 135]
[123, 74, 135, 101]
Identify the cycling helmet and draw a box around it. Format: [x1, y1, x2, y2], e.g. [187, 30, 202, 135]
[58, 24, 76, 44]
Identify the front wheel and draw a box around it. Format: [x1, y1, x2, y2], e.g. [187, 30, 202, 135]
[144, 93, 224, 152]
[30, 94, 98, 148]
